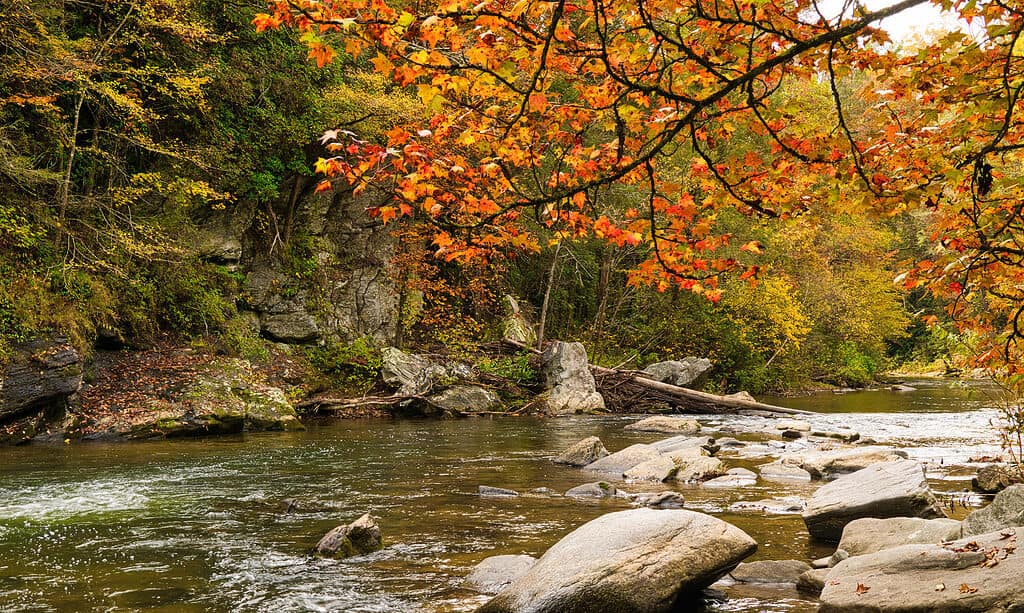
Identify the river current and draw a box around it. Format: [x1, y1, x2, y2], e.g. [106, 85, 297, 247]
[0, 379, 1007, 612]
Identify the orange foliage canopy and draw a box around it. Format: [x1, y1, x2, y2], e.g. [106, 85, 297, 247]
[257, 0, 1024, 373]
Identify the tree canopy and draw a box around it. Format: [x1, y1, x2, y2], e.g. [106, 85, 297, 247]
[257, 0, 1024, 377]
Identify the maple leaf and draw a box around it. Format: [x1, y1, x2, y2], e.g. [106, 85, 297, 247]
[855, 583, 870, 595]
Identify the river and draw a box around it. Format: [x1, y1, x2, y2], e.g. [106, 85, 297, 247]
[0, 379, 1008, 612]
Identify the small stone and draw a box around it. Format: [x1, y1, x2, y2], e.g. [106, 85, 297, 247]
[565, 481, 617, 498]
[729, 559, 811, 584]
[631, 491, 686, 509]
[624, 416, 701, 435]
[479, 486, 519, 497]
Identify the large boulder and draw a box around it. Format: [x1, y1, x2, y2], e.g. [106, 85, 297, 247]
[583, 443, 662, 475]
[802, 460, 945, 542]
[538, 341, 604, 415]
[837, 517, 963, 557]
[973, 464, 1023, 494]
[1, 337, 82, 423]
[380, 347, 448, 395]
[501, 296, 536, 346]
[553, 436, 609, 467]
[642, 358, 712, 388]
[427, 385, 500, 414]
[477, 509, 756, 613]
[651, 435, 717, 455]
[672, 456, 727, 483]
[782, 446, 908, 480]
[466, 555, 537, 595]
[624, 416, 701, 435]
[728, 559, 811, 584]
[624, 455, 679, 482]
[313, 513, 382, 558]
[962, 484, 1024, 536]
[819, 528, 1024, 612]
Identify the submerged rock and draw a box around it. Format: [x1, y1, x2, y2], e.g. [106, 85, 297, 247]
[819, 528, 1024, 612]
[477, 508, 756, 613]
[313, 513, 382, 558]
[728, 497, 806, 515]
[624, 416, 701, 435]
[564, 482, 617, 499]
[802, 460, 945, 542]
[479, 486, 519, 497]
[631, 491, 686, 509]
[962, 484, 1024, 536]
[538, 341, 605, 415]
[465, 555, 537, 595]
[553, 436, 609, 467]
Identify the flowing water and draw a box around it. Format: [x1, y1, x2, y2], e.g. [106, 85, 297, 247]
[0, 379, 1009, 612]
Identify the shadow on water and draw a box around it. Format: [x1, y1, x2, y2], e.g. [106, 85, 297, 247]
[0, 379, 1004, 612]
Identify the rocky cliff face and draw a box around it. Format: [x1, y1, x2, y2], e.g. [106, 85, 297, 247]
[201, 175, 401, 346]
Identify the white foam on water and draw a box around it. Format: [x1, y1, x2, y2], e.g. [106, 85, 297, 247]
[0, 479, 150, 521]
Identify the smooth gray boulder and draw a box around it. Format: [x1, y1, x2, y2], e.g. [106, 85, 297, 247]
[796, 568, 829, 595]
[631, 491, 685, 509]
[465, 555, 537, 595]
[313, 513, 382, 558]
[624, 455, 678, 482]
[381, 347, 448, 395]
[962, 484, 1024, 536]
[584, 443, 661, 475]
[803, 460, 945, 542]
[782, 446, 908, 480]
[819, 528, 1024, 612]
[642, 358, 712, 387]
[565, 482, 617, 499]
[703, 474, 756, 488]
[539, 341, 605, 415]
[553, 436, 609, 467]
[477, 508, 756, 613]
[759, 461, 812, 482]
[625, 416, 701, 435]
[728, 559, 811, 584]
[729, 497, 806, 515]
[428, 385, 500, 414]
[672, 456, 727, 482]
[651, 435, 717, 455]
[837, 517, 964, 556]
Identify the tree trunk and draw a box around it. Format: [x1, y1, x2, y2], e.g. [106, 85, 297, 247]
[536, 239, 562, 350]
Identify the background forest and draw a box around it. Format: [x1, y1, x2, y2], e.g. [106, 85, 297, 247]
[0, 0, 959, 395]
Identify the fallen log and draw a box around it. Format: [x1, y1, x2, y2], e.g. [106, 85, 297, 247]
[500, 338, 811, 416]
[297, 393, 442, 412]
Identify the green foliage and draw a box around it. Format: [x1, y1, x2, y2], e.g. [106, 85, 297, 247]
[477, 353, 537, 383]
[305, 337, 382, 394]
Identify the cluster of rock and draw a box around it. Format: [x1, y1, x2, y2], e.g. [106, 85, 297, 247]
[0, 337, 84, 444]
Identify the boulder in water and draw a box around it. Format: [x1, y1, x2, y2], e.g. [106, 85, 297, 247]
[553, 436, 609, 467]
[465, 555, 537, 595]
[962, 484, 1024, 536]
[313, 513, 382, 558]
[728, 559, 811, 585]
[624, 416, 701, 435]
[837, 517, 963, 556]
[477, 508, 756, 613]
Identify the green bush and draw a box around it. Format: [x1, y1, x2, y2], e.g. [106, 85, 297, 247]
[305, 337, 382, 394]
[477, 352, 537, 383]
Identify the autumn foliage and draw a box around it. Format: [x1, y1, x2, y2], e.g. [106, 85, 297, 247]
[256, 0, 1024, 375]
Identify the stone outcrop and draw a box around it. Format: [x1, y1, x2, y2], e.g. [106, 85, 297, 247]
[1, 337, 82, 423]
[642, 357, 712, 388]
[781, 446, 908, 480]
[313, 513, 383, 558]
[553, 436, 609, 467]
[427, 385, 500, 414]
[500, 296, 536, 346]
[973, 464, 1023, 494]
[584, 443, 662, 475]
[624, 416, 701, 434]
[465, 555, 537, 595]
[477, 509, 756, 613]
[819, 528, 1024, 612]
[836, 517, 963, 557]
[538, 341, 604, 415]
[962, 484, 1024, 536]
[802, 460, 945, 542]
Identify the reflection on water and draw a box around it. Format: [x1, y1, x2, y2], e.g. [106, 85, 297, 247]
[0, 379, 1005, 612]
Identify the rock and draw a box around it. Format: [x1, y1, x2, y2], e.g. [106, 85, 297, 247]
[528, 487, 560, 497]
[782, 446, 908, 480]
[716, 437, 746, 449]
[973, 464, 1024, 494]
[477, 509, 756, 613]
[631, 491, 686, 509]
[583, 443, 661, 475]
[728, 497, 806, 515]
[703, 474, 756, 488]
[780, 429, 803, 440]
[129, 358, 304, 437]
[837, 517, 964, 557]
[811, 556, 831, 569]
[1, 337, 82, 423]
[775, 419, 811, 432]
[796, 568, 830, 595]
[380, 347, 448, 395]
[259, 310, 320, 343]
[624, 455, 678, 482]
[553, 436, 609, 467]
[962, 484, 1024, 536]
[729, 560, 811, 584]
[501, 296, 536, 346]
[759, 461, 812, 482]
[313, 513, 382, 558]
[728, 467, 757, 478]
[891, 384, 917, 392]
[564, 482, 617, 499]
[819, 528, 1024, 612]
[624, 416, 701, 435]
[465, 555, 537, 595]
[828, 549, 850, 567]
[538, 341, 605, 415]
[810, 430, 861, 443]
[802, 460, 946, 542]
[427, 385, 500, 414]
[479, 486, 519, 497]
[728, 391, 756, 402]
[673, 456, 727, 483]
[641, 357, 712, 387]
[651, 434, 717, 455]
